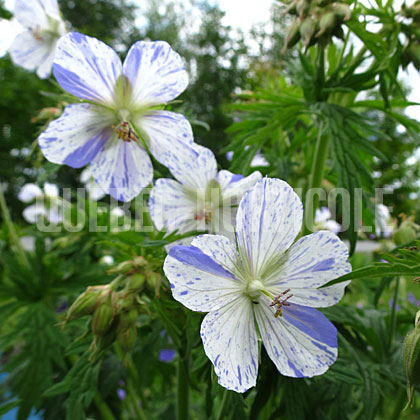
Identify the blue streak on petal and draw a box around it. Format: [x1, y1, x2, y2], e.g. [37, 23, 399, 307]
[288, 360, 304, 377]
[169, 245, 236, 279]
[282, 304, 337, 348]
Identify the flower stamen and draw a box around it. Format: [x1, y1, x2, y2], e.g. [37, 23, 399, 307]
[112, 121, 139, 142]
[270, 289, 293, 318]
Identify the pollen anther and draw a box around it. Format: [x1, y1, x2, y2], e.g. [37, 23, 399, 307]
[270, 289, 293, 317]
[112, 121, 139, 142]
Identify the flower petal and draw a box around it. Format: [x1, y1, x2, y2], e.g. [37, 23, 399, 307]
[149, 178, 196, 232]
[218, 170, 262, 206]
[201, 296, 259, 392]
[163, 234, 243, 312]
[23, 204, 47, 224]
[123, 40, 188, 106]
[137, 110, 194, 168]
[265, 231, 351, 290]
[288, 281, 351, 308]
[44, 183, 59, 197]
[38, 103, 112, 168]
[14, 0, 48, 28]
[53, 32, 122, 104]
[9, 31, 55, 78]
[255, 300, 337, 378]
[235, 177, 303, 277]
[18, 184, 43, 203]
[164, 144, 217, 189]
[90, 135, 153, 202]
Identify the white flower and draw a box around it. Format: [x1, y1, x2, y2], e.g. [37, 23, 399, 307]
[18, 182, 62, 224]
[376, 204, 393, 238]
[9, 0, 66, 79]
[80, 167, 106, 201]
[164, 178, 351, 392]
[149, 144, 262, 243]
[315, 207, 341, 234]
[38, 32, 193, 202]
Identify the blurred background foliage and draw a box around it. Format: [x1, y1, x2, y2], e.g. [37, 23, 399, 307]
[1, 0, 420, 419]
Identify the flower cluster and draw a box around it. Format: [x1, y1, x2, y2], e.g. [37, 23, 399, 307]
[8, 0, 352, 394]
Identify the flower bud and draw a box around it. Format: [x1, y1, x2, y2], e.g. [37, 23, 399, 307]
[282, 21, 301, 53]
[118, 328, 137, 352]
[132, 256, 147, 268]
[106, 260, 134, 275]
[117, 308, 138, 333]
[334, 3, 351, 21]
[126, 273, 146, 291]
[65, 286, 108, 322]
[296, 0, 310, 18]
[404, 322, 420, 406]
[92, 294, 116, 336]
[315, 11, 336, 37]
[147, 272, 162, 296]
[393, 220, 418, 246]
[299, 17, 316, 45]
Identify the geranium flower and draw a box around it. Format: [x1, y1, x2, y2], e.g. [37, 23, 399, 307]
[18, 182, 62, 224]
[315, 206, 341, 234]
[164, 177, 351, 392]
[9, 0, 66, 79]
[38, 32, 193, 201]
[149, 144, 261, 242]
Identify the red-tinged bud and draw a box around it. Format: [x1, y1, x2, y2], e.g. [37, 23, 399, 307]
[334, 3, 351, 21]
[299, 17, 316, 45]
[65, 285, 108, 322]
[315, 12, 336, 38]
[282, 21, 301, 53]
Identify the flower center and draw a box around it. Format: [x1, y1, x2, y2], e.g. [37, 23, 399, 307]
[245, 279, 265, 299]
[194, 207, 213, 223]
[112, 121, 139, 142]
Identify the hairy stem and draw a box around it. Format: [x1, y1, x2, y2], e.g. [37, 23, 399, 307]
[216, 389, 232, 420]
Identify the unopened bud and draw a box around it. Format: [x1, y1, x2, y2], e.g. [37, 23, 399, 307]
[296, 0, 310, 18]
[404, 322, 420, 406]
[107, 260, 134, 275]
[147, 272, 162, 297]
[126, 273, 145, 291]
[132, 256, 148, 268]
[315, 12, 336, 37]
[282, 21, 301, 53]
[299, 17, 316, 45]
[393, 220, 418, 246]
[117, 309, 138, 333]
[65, 286, 107, 322]
[334, 3, 351, 21]
[92, 294, 116, 336]
[118, 328, 137, 352]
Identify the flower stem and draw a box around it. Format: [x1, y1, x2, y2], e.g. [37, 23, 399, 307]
[93, 394, 117, 420]
[216, 389, 231, 420]
[176, 356, 189, 420]
[388, 278, 400, 349]
[0, 186, 30, 269]
[303, 120, 329, 235]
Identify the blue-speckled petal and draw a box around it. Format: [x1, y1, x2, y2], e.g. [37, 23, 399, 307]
[218, 170, 262, 206]
[163, 234, 243, 312]
[137, 110, 194, 169]
[123, 40, 188, 106]
[148, 178, 196, 232]
[255, 299, 337, 378]
[265, 230, 351, 307]
[200, 296, 258, 392]
[53, 32, 122, 105]
[235, 177, 303, 277]
[38, 103, 112, 168]
[90, 135, 153, 202]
